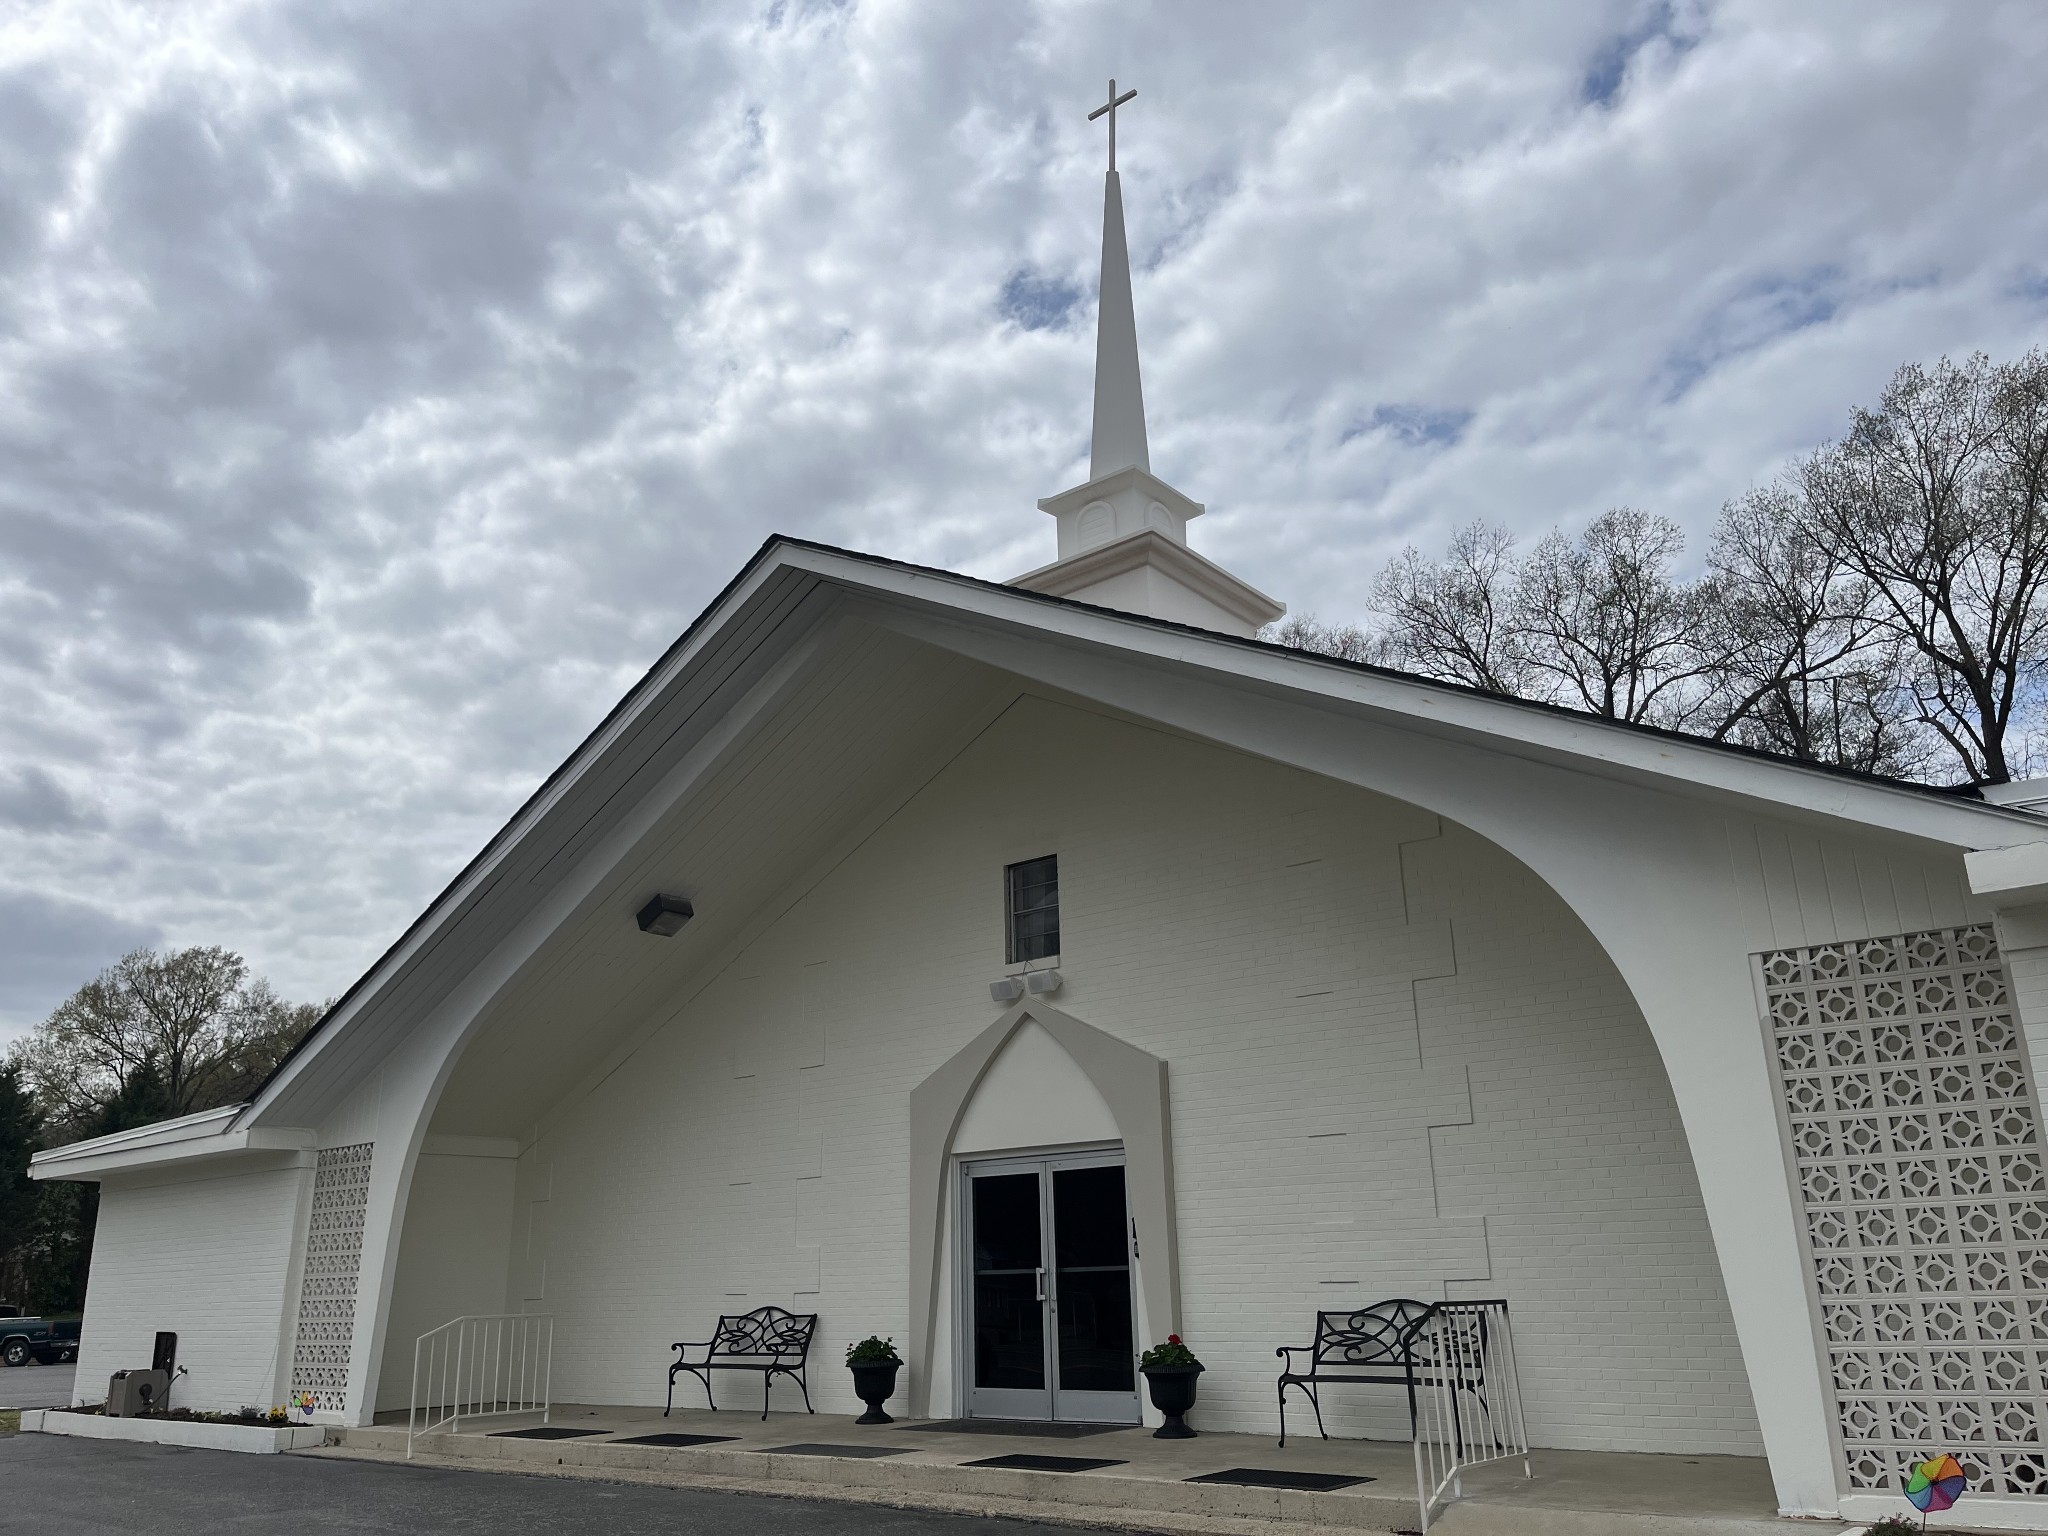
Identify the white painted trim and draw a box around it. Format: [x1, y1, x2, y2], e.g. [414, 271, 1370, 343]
[1969, 842, 2048, 903]
[18, 1409, 328, 1454]
[1009, 529, 1284, 630]
[30, 1107, 313, 1182]
[420, 1136, 520, 1159]
[1839, 1492, 2048, 1530]
[908, 998, 1176, 1419]
[1037, 464, 1205, 524]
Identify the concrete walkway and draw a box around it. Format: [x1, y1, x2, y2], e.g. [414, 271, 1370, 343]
[327, 1403, 1834, 1535]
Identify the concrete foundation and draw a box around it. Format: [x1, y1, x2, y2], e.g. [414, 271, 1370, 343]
[320, 1404, 1832, 1536]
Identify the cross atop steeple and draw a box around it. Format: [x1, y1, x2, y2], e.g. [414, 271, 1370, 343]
[1008, 79, 1285, 638]
[1088, 78, 1137, 173]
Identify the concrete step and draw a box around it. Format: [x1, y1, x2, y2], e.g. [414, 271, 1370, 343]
[329, 1423, 1423, 1532]
[320, 1422, 1834, 1536]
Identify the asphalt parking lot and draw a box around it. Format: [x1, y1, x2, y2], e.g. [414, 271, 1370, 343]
[0, 1434, 1107, 1535]
[0, 1359, 77, 1410]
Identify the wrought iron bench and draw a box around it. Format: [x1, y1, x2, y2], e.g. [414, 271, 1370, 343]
[666, 1305, 818, 1420]
[1276, 1298, 1437, 1447]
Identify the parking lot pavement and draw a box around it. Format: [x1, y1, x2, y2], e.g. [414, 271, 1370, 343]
[0, 1360, 76, 1410]
[0, 1434, 1105, 1536]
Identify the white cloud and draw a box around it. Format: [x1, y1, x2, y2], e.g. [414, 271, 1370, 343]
[2, 0, 2046, 1042]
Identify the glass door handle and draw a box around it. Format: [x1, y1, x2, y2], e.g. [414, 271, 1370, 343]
[1035, 1266, 1046, 1301]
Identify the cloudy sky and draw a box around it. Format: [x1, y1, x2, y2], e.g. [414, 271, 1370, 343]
[2, 0, 2046, 1043]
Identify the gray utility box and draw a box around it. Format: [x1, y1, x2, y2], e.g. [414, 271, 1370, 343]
[106, 1368, 170, 1417]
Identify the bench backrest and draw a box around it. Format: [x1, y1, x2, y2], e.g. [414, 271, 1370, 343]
[710, 1306, 817, 1360]
[1310, 1300, 1435, 1367]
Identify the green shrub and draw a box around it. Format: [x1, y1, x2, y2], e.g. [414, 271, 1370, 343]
[845, 1336, 900, 1366]
[1139, 1334, 1202, 1369]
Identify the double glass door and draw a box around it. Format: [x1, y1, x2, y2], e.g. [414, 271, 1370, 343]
[963, 1151, 1139, 1423]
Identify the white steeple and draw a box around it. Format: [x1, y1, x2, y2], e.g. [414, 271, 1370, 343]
[1090, 158, 1148, 476]
[1010, 81, 1284, 638]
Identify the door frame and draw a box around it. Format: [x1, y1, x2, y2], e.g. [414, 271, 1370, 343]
[909, 1000, 1181, 1419]
[953, 1141, 1141, 1424]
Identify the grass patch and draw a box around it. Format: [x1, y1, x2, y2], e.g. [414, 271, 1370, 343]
[1, 1409, 21, 1435]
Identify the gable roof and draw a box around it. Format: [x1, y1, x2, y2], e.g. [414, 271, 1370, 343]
[36, 534, 2048, 1175]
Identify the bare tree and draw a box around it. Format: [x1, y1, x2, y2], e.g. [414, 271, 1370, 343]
[1370, 521, 1527, 693]
[1511, 507, 1712, 725]
[1699, 487, 1926, 775]
[1800, 350, 2048, 783]
[7, 947, 321, 1136]
[1271, 351, 2048, 783]
[1262, 613, 1383, 664]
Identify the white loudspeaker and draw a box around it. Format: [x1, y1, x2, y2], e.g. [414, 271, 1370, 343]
[1025, 969, 1062, 996]
[989, 977, 1025, 1003]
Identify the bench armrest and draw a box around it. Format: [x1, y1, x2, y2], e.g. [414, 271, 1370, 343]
[670, 1338, 714, 1358]
[1276, 1344, 1313, 1364]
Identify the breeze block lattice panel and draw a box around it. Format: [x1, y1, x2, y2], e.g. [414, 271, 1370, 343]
[289, 1141, 374, 1415]
[1762, 924, 2048, 1496]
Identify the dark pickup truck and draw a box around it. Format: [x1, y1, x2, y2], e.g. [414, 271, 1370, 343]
[1, 1316, 81, 1367]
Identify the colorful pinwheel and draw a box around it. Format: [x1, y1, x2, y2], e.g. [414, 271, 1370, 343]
[1903, 1453, 1968, 1516]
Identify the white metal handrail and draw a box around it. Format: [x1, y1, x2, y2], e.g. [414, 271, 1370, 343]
[409, 1313, 553, 1458]
[1412, 1300, 1531, 1532]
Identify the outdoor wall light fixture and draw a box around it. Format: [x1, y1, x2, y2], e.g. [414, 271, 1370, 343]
[636, 894, 695, 937]
[989, 976, 1025, 1003]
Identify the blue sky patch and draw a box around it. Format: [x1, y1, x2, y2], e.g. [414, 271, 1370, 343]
[1344, 404, 1474, 449]
[999, 267, 1084, 332]
[1582, 1, 1702, 108]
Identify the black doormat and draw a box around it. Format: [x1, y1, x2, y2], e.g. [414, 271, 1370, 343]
[757, 1443, 914, 1458]
[1185, 1467, 1376, 1491]
[489, 1426, 607, 1440]
[907, 1419, 1124, 1438]
[610, 1432, 739, 1448]
[963, 1453, 1127, 1473]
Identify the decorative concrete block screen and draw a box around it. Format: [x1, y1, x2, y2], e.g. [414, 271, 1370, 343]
[289, 1142, 374, 1415]
[1762, 925, 2048, 1496]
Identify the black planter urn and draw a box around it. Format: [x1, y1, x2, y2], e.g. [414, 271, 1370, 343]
[849, 1360, 901, 1425]
[1140, 1363, 1203, 1438]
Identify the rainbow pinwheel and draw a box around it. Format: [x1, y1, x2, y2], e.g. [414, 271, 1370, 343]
[1903, 1453, 1968, 1515]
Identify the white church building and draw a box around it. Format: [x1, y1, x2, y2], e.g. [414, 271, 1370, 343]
[35, 101, 2048, 1530]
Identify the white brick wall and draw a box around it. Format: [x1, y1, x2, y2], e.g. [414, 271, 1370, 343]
[422, 694, 1765, 1452]
[76, 1161, 307, 1414]
[373, 1150, 518, 1412]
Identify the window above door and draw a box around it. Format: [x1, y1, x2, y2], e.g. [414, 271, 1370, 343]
[1006, 855, 1060, 964]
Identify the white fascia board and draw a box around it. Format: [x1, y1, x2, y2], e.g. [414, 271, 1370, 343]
[767, 544, 2048, 855]
[1967, 844, 2048, 905]
[29, 1104, 315, 1182]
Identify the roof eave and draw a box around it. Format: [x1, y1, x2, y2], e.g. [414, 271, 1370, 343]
[28, 1104, 316, 1182]
[764, 541, 2048, 854]
[228, 535, 2048, 1129]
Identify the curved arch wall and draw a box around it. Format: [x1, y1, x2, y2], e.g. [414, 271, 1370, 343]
[363, 693, 1764, 1454]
